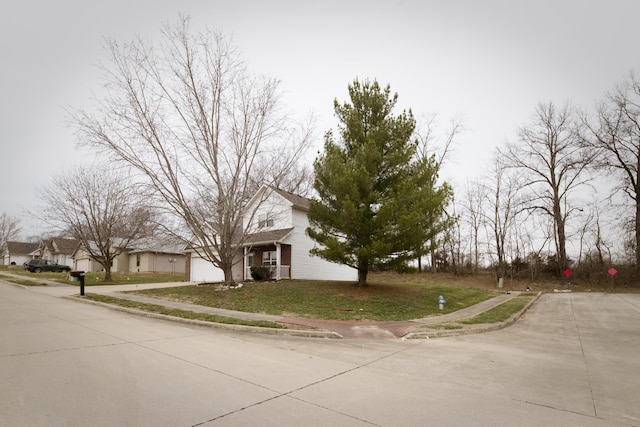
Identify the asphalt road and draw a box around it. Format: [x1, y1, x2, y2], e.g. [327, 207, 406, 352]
[1, 280, 639, 426]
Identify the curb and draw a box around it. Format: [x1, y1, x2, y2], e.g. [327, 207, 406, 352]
[401, 291, 542, 340]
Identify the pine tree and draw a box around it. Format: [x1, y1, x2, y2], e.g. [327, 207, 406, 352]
[307, 79, 453, 286]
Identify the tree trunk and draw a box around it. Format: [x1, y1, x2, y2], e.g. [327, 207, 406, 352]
[430, 248, 436, 273]
[104, 263, 112, 282]
[555, 205, 568, 276]
[357, 262, 368, 287]
[223, 264, 234, 284]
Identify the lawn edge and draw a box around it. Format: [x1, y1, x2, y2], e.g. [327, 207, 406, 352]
[65, 295, 343, 339]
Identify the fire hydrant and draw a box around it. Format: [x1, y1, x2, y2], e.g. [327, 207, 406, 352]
[438, 295, 446, 310]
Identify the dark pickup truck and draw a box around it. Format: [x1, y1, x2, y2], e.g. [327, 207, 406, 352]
[27, 259, 71, 273]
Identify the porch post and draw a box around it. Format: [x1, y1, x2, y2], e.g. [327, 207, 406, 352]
[275, 243, 281, 280]
[243, 246, 247, 281]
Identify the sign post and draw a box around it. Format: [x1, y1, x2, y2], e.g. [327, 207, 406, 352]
[607, 268, 617, 288]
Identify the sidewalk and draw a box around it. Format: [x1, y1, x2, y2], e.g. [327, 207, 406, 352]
[0, 271, 538, 339]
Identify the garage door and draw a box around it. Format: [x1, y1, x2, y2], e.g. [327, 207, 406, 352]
[190, 256, 224, 283]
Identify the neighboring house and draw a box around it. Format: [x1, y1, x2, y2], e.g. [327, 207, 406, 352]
[71, 240, 130, 273]
[127, 237, 185, 274]
[187, 186, 357, 283]
[39, 238, 78, 267]
[71, 237, 186, 274]
[1, 241, 39, 266]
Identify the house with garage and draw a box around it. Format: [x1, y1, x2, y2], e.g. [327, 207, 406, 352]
[1, 241, 39, 266]
[71, 241, 127, 273]
[186, 186, 357, 283]
[39, 238, 79, 267]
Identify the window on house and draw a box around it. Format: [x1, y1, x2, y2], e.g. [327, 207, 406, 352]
[258, 214, 274, 228]
[262, 251, 277, 266]
[136, 254, 140, 267]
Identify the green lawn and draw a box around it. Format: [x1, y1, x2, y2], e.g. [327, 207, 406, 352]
[132, 279, 498, 321]
[461, 294, 535, 324]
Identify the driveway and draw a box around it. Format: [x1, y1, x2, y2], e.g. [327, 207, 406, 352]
[1, 280, 638, 426]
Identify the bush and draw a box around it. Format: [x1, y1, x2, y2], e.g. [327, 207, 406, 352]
[250, 266, 272, 281]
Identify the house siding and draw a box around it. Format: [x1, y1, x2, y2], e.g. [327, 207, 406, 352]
[249, 190, 293, 232]
[287, 208, 357, 281]
[128, 252, 185, 273]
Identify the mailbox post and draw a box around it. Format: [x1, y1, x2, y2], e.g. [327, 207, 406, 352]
[70, 271, 86, 295]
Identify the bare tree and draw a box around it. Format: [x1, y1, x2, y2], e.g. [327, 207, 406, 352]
[583, 72, 640, 270]
[502, 101, 593, 276]
[462, 179, 487, 274]
[415, 114, 464, 167]
[577, 206, 613, 268]
[260, 162, 315, 198]
[0, 212, 21, 260]
[414, 114, 463, 272]
[483, 152, 522, 282]
[39, 166, 151, 281]
[70, 17, 311, 283]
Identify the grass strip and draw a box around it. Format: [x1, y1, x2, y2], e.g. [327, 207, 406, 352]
[5, 278, 48, 287]
[82, 293, 284, 329]
[461, 295, 534, 324]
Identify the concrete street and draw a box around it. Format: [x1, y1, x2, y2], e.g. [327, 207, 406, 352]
[1, 280, 639, 426]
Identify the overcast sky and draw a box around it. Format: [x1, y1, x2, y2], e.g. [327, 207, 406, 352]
[2, 0, 639, 239]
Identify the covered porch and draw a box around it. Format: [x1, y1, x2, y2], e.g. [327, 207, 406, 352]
[242, 228, 294, 281]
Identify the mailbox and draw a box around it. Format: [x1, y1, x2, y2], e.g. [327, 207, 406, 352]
[70, 271, 86, 295]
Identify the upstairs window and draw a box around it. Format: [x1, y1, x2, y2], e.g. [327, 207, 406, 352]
[258, 214, 274, 228]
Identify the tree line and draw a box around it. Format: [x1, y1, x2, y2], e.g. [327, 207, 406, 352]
[445, 76, 640, 285]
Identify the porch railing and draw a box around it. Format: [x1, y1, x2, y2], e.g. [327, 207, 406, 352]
[246, 265, 290, 280]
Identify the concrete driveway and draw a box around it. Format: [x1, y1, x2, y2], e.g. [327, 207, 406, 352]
[1, 280, 638, 426]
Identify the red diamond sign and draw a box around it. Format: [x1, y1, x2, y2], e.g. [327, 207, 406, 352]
[563, 269, 572, 277]
[608, 268, 618, 276]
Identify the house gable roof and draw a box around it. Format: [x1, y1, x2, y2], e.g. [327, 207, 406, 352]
[271, 187, 310, 211]
[128, 236, 185, 255]
[50, 238, 80, 255]
[245, 185, 311, 213]
[6, 241, 39, 255]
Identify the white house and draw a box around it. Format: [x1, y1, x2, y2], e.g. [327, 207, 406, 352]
[1, 241, 39, 266]
[187, 186, 357, 283]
